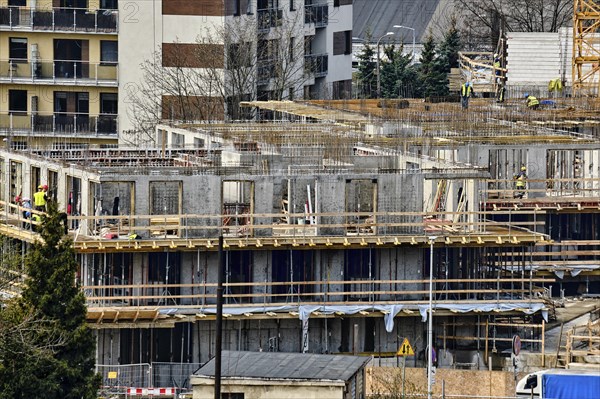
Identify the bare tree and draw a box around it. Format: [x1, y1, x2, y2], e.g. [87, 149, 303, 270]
[454, 0, 572, 50]
[124, 9, 310, 146]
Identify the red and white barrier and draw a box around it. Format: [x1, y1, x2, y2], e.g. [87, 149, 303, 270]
[127, 387, 176, 396]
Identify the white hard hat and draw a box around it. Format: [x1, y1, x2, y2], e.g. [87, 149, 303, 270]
[22, 197, 30, 202]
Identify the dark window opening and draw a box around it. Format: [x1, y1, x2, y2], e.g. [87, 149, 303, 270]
[8, 90, 27, 115]
[233, 0, 241, 16]
[100, 93, 118, 114]
[8, 0, 26, 6]
[100, 40, 117, 65]
[60, 0, 88, 8]
[100, 0, 117, 9]
[9, 37, 27, 63]
[54, 39, 87, 78]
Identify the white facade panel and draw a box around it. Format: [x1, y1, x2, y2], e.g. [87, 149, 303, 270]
[118, 0, 163, 135]
[162, 15, 224, 43]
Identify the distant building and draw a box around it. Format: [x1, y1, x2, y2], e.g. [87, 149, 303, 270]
[191, 351, 369, 399]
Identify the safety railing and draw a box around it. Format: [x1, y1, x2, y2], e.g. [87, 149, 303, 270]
[0, 112, 118, 136]
[483, 177, 600, 204]
[257, 7, 282, 32]
[305, 53, 328, 78]
[304, 4, 328, 27]
[0, 59, 118, 85]
[82, 277, 551, 309]
[0, 6, 118, 33]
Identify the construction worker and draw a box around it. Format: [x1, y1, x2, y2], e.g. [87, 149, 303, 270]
[524, 93, 540, 110]
[31, 213, 42, 232]
[461, 82, 475, 110]
[21, 197, 32, 229]
[514, 166, 527, 199]
[33, 184, 47, 211]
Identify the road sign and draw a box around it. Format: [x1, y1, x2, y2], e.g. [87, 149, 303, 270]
[397, 338, 415, 356]
[512, 335, 522, 356]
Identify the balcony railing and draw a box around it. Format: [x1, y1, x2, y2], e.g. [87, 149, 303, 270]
[0, 6, 118, 33]
[0, 59, 118, 85]
[0, 112, 118, 136]
[257, 7, 282, 32]
[305, 54, 328, 78]
[304, 4, 328, 27]
[257, 60, 276, 85]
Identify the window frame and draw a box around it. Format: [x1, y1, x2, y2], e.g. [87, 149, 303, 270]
[100, 40, 118, 66]
[9, 37, 28, 63]
[8, 89, 28, 115]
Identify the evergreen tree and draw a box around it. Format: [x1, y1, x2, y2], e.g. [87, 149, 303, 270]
[418, 34, 449, 98]
[355, 40, 377, 98]
[0, 202, 100, 399]
[380, 44, 418, 98]
[438, 16, 461, 72]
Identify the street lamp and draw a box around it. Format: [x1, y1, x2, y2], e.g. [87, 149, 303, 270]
[376, 31, 394, 98]
[427, 236, 437, 399]
[394, 25, 416, 63]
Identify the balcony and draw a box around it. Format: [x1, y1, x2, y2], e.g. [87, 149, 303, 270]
[0, 59, 118, 86]
[257, 60, 276, 85]
[257, 7, 282, 32]
[304, 4, 328, 28]
[0, 112, 118, 137]
[0, 6, 118, 33]
[305, 54, 328, 78]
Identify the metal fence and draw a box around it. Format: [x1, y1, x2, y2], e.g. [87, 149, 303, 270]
[97, 362, 201, 397]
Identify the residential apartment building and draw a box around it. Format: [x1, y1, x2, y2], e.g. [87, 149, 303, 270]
[0, 0, 119, 149]
[119, 0, 353, 139]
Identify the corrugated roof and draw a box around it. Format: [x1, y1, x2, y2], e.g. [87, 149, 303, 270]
[353, 0, 445, 43]
[195, 351, 369, 381]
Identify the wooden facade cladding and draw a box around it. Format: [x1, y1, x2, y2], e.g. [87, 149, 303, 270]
[162, 43, 224, 68]
[162, 0, 225, 16]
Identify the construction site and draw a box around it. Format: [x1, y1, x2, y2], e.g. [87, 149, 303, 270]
[0, 93, 598, 394]
[0, 1, 598, 398]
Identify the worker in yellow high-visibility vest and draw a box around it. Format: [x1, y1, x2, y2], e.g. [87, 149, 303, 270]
[461, 82, 475, 110]
[524, 93, 540, 110]
[514, 166, 527, 199]
[33, 184, 47, 211]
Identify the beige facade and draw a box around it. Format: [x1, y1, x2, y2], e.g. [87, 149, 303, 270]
[0, 0, 119, 147]
[192, 378, 346, 399]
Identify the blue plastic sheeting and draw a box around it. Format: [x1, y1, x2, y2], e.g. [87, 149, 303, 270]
[164, 302, 547, 332]
[542, 373, 600, 399]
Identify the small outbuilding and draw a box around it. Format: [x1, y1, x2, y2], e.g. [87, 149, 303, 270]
[191, 350, 369, 399]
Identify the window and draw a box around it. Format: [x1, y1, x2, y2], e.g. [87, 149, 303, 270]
[290, 0, 295, 11]
[100, 0, 117, 9]
[100, 93, 118, 114]
[233, 0, 241, 16]
[8, 0, 26, 6]
[289, 37, 294, 62]
[100, 41, 118, 65]
[334, 0, 353, 6]
[9, 38, 27, 62]
[8, 90, 27, 115]
[333, 30, 352, 55]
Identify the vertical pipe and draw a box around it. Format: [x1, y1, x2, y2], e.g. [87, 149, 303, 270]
[427, 237, 435, 399]
[214, 235, 224, 399]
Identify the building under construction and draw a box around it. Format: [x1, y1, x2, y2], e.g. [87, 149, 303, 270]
[0, 94, 599, 393]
